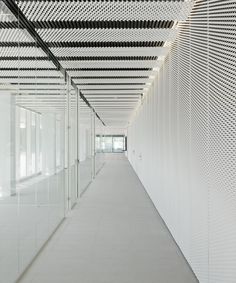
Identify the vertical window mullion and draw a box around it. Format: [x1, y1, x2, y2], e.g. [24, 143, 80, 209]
[26, 110, 31, 176]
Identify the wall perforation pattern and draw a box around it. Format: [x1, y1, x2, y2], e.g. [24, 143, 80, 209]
[128, 1, 236, 282]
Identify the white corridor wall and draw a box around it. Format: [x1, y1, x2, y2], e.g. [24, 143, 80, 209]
[128, 1, 236, 283]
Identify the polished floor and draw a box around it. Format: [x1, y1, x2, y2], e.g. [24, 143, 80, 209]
[19, 154, 198, 283]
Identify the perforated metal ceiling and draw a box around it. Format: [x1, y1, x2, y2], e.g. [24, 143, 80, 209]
[38, 29, 178, 42]
[0, 0, 195, 126]
[17, 1, 194, 21]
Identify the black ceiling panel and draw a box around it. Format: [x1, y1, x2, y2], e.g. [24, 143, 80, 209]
[58, 56, 158, 61]
[48, 41, 165, 48]
[33, 20, 175, 29]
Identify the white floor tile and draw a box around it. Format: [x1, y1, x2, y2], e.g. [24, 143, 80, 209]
[19, 154, 198, 283]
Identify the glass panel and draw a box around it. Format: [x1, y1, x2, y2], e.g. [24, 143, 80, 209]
[0, 2, 20, 281]
[69, 87, 78, 207]
[79, 99, 92, 195]
[113, 136, 125, 153]
[0, 2, 66, 281]
[102, 135, 125, 153]
[95, 117, 105, 174]
[56, 118, 61, 168]
[0, 81, 18, 283]
[19, 108, 27, 178]
[30, 112, 36, 175]
[103, 136, 113, 153]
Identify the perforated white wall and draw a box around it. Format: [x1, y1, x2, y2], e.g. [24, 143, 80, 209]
[128, 1, 236, 283]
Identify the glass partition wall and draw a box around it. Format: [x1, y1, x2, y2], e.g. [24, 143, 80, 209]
[0, 2, 100, 282]
[0, 3, 70, 279]
[95, 117, 105, 174]
[67, 84, 79, 209]
[102, 135, 126, 153]
[79, 99, 93, 195]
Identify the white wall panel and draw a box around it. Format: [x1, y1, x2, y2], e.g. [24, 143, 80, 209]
[128, 1, 236, 283]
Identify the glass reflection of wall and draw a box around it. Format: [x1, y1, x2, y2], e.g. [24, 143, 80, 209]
[56, 117, 61, 169]
[0, 91, 11, 198]
[0, 1, 67, 282]
[15, 106, 65, 180]
[16, 106, 42, 180]
[79, 103, 93, 194]
[94, 116, 105, 175]
[86, 128, 91, 158]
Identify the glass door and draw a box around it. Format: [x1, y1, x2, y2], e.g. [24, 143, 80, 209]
[103, 136, 113, 153]
[102, 136, 125, 153]
[112, 136, 125, 153]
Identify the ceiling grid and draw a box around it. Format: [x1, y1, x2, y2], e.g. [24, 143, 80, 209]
[1, 0, 195, 126]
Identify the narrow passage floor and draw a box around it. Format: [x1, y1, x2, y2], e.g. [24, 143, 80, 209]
[20, 154, 198, 283]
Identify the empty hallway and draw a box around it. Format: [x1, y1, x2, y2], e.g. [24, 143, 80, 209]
[19, 154, 198, 283]
[0, 0, 235, 282]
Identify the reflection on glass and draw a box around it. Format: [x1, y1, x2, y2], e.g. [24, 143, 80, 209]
[69, 90, 78, 207]
[56, 118, 61, 168]
[17, 107, 42, 180]
[95, 118, 105, 174]
[19, 107, 27, 178]
[79, 100, 92, 194]
[31, 112, 36, 175]
[96, 136, 101, 152]
[0, 1, 67, 281]
[0, 0, 110, 281]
